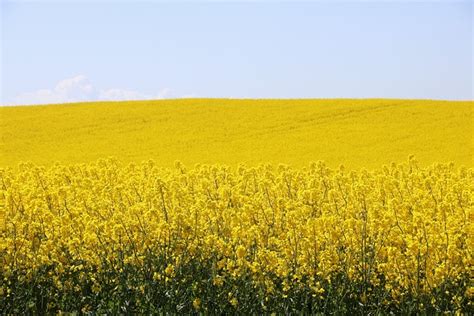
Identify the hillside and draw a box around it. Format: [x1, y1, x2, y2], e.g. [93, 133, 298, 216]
[0, 99, 472, 168]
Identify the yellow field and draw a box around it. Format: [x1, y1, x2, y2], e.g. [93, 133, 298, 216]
[1, 99, 472, 168]
[1, 98, 473, 313]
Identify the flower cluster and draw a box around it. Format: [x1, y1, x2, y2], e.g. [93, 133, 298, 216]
[1, 158, 472, 313]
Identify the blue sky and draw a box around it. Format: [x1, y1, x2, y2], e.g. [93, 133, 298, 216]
[1, 0, 472, 105]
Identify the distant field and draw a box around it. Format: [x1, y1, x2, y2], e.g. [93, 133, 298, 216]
[0, 99, 472, 168]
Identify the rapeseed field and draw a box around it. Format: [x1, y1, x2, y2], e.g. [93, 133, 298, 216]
[1, 99, 473, 313]
[0, 99, 472, 168]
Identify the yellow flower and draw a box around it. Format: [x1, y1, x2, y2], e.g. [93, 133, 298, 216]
[192, 298, 201, 310]
[236, 245, 246, 259]
[230, 297, 238, 307]
[213, 275, 224, 287]
[153, 272, 162, 281]
[164, 264, 174, 276]
[466, 286, 474, 298]
[91, 282, 101, 294]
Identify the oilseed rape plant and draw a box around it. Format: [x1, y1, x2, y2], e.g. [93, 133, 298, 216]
[1, 157, 472, 314]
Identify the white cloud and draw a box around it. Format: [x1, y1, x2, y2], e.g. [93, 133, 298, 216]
[13, 75, 95, 105]
[9, 75, 172, 106]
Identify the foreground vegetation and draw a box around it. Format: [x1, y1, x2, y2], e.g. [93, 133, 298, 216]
[1, 158, 472, 314]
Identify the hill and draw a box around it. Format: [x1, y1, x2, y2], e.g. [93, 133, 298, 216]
[0, 99, 472, 168]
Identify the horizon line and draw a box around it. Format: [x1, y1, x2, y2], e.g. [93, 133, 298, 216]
[1, 97, 473, 108]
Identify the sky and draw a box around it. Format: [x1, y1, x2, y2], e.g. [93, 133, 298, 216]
[0, 0, 472, 105]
